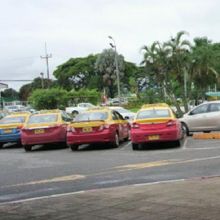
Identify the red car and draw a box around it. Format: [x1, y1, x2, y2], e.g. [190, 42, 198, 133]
[67, 107, 130, 151]
[21, 110, 72, 151]
[131, 104, 183, 150]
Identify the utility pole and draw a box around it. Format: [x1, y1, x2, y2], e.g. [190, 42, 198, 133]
[40, 42, 52, 80]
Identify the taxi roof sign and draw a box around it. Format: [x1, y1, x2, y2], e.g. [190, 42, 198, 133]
[38, 109, 61, 114]
[141, 103, 169, 109]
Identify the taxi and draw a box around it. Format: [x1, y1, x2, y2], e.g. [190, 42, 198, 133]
[21, 110, 72, 151]
[67, 107, 130, 151]
[0, 112, 30, 148]
[131, 103, 183, 150]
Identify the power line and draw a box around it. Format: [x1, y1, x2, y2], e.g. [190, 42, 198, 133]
[0, 80, 33, 82]
[40, 42, 52, 79]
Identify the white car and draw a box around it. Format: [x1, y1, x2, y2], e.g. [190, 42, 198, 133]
[180, 100, 220, 135]
[109, 106, 136, 121]
[65, 103, 95, 115]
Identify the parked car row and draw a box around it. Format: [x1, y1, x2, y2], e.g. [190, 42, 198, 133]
[1, 100, 218, 152]
[0, 103, 185, 152]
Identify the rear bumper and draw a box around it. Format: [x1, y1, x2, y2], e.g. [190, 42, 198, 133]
[67, 130, 114, 145]
[131, 127, 181, 144]
[21, 128, 66, 145]
[0, 133, 20, 143]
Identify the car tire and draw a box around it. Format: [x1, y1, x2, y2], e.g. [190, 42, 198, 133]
[24, 145, 32, 152]
[72, 110, 79, 117]
[112, 133, 120, 148]
[0, 143, 4, 149]
[132, 143, 139, 150]
[181, 123, 190, 136]
[70, 144, 79, 151]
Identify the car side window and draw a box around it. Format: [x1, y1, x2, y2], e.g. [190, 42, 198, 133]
[61, 111, 72, 122]
[112, 111, 118, 120]
[115, 112, 124, 120]
[209, 103, 220, 112]
[190, 104, 208, 115]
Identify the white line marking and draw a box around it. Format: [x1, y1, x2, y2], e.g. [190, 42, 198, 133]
[133, 179, 185, 186]
[120, 141, 131, 150]
[182, 137, 188, 149]
[0, 191, 85, 206]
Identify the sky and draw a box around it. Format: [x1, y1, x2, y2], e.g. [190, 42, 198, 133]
[0, 0, 220, 90]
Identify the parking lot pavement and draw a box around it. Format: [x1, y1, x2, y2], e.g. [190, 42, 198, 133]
[0, 176, 220, 220]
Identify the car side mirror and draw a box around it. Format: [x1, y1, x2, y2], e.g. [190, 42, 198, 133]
[189, 111, 194, 116]
[124, 116, 129, 120]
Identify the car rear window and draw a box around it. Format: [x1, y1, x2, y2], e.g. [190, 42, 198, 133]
[28, 114, 58, 124]
[74, 112, 108, 122]
[0, 116, 25, 124]
[137, 109, 171, 119]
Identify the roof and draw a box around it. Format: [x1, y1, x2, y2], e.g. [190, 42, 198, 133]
[38, 109, 62, 114]
[141, 103, 169, 109]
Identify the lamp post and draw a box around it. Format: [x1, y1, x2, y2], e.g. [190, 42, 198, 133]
[108, 36, 121, 105]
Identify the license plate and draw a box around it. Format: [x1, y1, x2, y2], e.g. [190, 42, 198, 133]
[82, 127, 92, 133]
[148, 135, 160, 140]
[4, 129, 12, 134]
[34, 129, 45, 134]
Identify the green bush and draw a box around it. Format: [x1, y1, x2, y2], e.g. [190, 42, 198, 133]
[29, 88, 69, 110]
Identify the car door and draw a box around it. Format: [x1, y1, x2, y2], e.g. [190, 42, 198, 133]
[185, 103, 209, 131]
[115, 111, 129, 139]
[204, 103, 220, 130]
[112, 111, 124, 140]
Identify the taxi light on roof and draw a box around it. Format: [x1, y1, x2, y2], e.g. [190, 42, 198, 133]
[141, 103, 169, 109]
[39, 109, 61, 114]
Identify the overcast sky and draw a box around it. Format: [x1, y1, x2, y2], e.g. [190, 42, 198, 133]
[0, 0, 219, 90]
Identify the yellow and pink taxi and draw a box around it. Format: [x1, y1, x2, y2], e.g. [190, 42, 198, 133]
[21, 110, 72, 151]
[67, 107, 130, 151]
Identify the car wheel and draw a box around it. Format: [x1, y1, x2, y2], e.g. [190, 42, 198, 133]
[72, 110, 79, 117]
[70, 144, 79, 151]
[24, 145, 32, 152]
[112, 133, 120, 148]
[132, 143, 139, 150]
[181, 123, 190, 136]
[0, 143, 4, 149]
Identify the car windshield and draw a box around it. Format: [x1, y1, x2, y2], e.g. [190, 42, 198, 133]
[0, 116, 25, 124]
[28, 114, 58, 124]
[137, 109, 170, 119]
[74, 112, 108, 122]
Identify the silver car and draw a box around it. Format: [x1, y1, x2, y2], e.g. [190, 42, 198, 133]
[180, 101, 220, 135]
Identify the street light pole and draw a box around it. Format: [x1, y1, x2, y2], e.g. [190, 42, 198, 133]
[108, 36, 121, 105]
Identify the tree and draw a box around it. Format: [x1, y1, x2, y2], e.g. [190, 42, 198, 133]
[95, 49, 125, 98]
[2, 88, 19, 101]
[19, 77, 52, 101]
[29, 88, 69, 110]
[53, 55, 98, 90]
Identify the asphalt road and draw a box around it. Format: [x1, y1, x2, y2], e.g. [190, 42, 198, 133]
[1, 137, 220, 204]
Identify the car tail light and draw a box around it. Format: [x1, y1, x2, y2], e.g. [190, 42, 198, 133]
[67, 127, 76, 132]
[167, 120, 176, 127]
[131, 123, 139, 128]
[98, 124, 110, 131]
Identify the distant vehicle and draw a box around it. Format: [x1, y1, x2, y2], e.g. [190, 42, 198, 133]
[4, 105, 26, 113]
[0, 112, 30, 148]
[65, 103, 95, 116]
[21, 110, 72, 152]
[131, 103, 183, 150]
[180, 100, 220, 135]
[107, 97, 128, 106]
[67, 107, 130, 151]
[109, 106, 136, 121]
